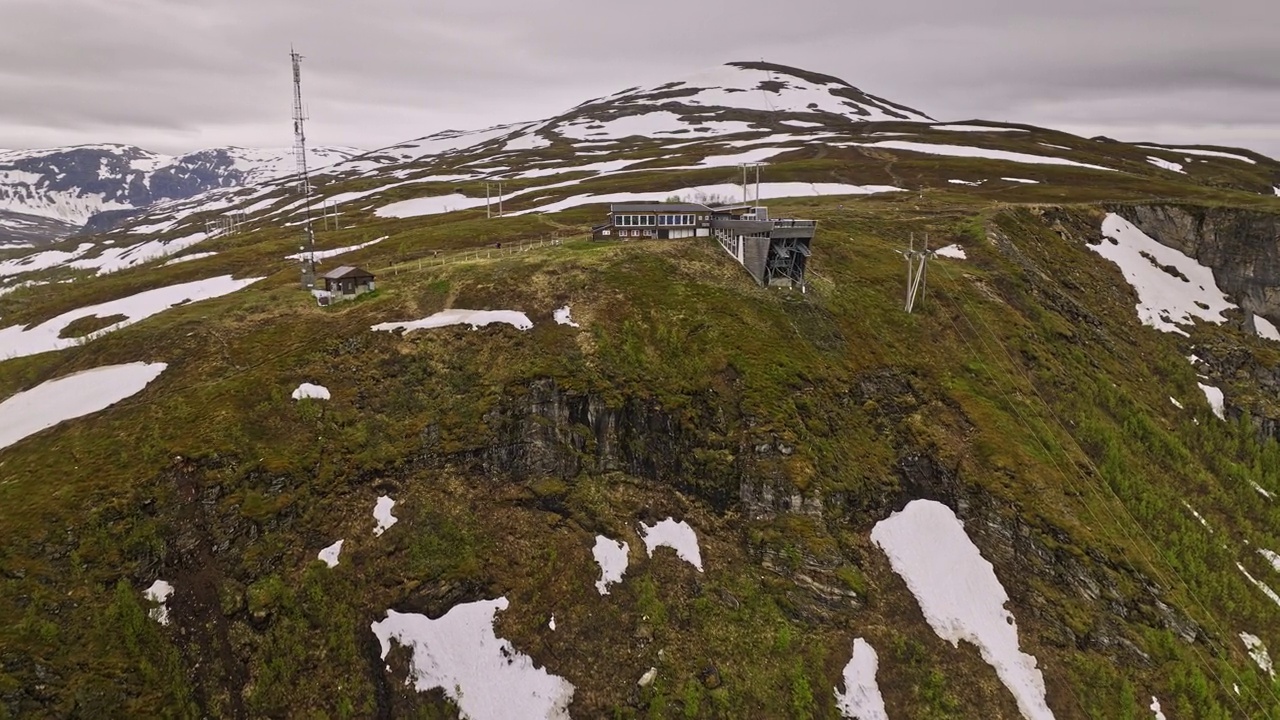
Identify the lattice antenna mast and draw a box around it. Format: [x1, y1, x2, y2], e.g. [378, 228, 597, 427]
[291, 47, 317, 287]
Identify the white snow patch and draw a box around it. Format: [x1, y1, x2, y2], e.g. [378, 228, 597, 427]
[1001, 177, 1040, 184]
[1252, 482, 1274, 500]
[292, 383, 331, 401]
[318, 540, 344, 568]
[1238, 563, 1280, 608]
[548, 615, 556, 631]
[1255, 316, 1280, 341]
[934, 244, 967, 259]
[1260, 548, 1280, 573]
[0, 242, 95, 278]
[1150, 696, 1166, 720]
[1146, 156, 1186, 174]
[374, 193, 490, 218]
[0, 362, 167, 451]
[371, 598, 575, 720]
[851, 140, 1114, 172]
[834, 638, 888, 720]
[782, 120, 824, 128]
[948, 179, 981, 186]
[286, 236, 386, 261]
[638, 667, 658, 687]
[510, 182, 899, 216]
[144, 580, 174, 625]
[1183, 501, 1212, 531]
[0, 275, 261, 360]
[1090, 214, 1236, 336]
[373, 496, 398, 536]
[592, 535, 630, 595]
[638, 518, 703, 571]
[871, 499, 1055, 720]
[372, 309, 533, 333]
[1240, 632, 1275, 679]
[1137, 145, 1256, 164]
[68, 231, 214, 275]
[553, 306, 580, 327]
[1170, 396, 1184, 409]
[1198, 383, 1225, 419]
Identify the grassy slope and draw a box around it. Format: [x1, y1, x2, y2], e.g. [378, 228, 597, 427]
[2, 138, 1280, 718]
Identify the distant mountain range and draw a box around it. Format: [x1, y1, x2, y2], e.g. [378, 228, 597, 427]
[0, 144, 359, 244]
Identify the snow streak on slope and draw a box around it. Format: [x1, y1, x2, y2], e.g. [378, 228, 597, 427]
[601, 62, 932, 123]
[851, 140, 1114, 172]
[592, 536, 629, 595]
[835, 638, 889, 720]
[1240, 632, 1275, 679]
[1089, 214, 1236, 336]
[371, 599, 575, 720]
[372, 309, 534, 333]
[1137, 145, 1257, 164]
[872, 500, 1055, 720]
[0, 362, 167, 451]
[0, 275, 262, 359]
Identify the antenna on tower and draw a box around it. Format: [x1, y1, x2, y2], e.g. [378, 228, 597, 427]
[291, 46, 317, 289]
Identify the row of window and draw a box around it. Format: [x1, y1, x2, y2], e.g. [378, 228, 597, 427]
[613, 214, 700, 227]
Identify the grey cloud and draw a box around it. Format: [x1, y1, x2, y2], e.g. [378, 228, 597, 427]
[2, 0, 1278, 157]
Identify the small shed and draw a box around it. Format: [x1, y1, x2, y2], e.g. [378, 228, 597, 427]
[320, 266, 376, 302]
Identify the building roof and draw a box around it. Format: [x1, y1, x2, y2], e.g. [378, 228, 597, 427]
[609, 202, 711, 213]
[321, 265, 374, 280]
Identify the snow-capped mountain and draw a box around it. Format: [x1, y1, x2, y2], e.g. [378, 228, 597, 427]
[0, 144, 360, 231]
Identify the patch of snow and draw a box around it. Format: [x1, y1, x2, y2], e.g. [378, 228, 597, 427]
[934, 244, 967, 259]
[0, 275, 261, 360]
[638, 518, 703, 572]
[1090, 214, 1236, 337]
[285, 236, 386, 262]
[144, 579, 174, 625]
[1150, 696, 1166, 720]
[782, 120, 824, 128]
[371, 598, 575, 720]
[0, 362, 167, 451]
[504, 132, 552, 152]
[1183, 502, 1212, 531]
[374, 193, 490, 218]
[553, 306, 579, 327]
[162, 251, 218, 266]
[1238, 563, 1280, 608]
[548, 615, 556, 631]
[871, 499, 1055, 720]
[318, 540, 344, 568]
[1252, 482, 1274, 500]
[1260, 548, 1280, 573]
[1146, 156, 1185, 174]
[592, 536, 629, 595]
[1255, 316, 1280, 341]
[638, 667, 658, 687]
[948, 179, 981, 186]
[1198, 383, 1225, 419]
[372, 309, 533, 333]
[835, 638, 888, 720]
[1240, 632, 1275, 679]
[510, 182, 900, 216]
[1001, 177, 1040, 184]
[0, 242, 95, 278]
[373, 496, 398, 536]
[850, 140, 1115, 172]
[1137, 145, 1256, 164]
[1170, 396, 1183, 409]
[292, 383, 331, 401]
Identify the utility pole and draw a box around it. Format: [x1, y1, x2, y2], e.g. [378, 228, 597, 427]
[902, 233, 931, 313]
[485, 182, 503, 218]
[291, 47, 316, 289]
[739, 162, 764, 206]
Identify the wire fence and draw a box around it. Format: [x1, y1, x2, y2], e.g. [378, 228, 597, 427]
[369, 233, 579, 276]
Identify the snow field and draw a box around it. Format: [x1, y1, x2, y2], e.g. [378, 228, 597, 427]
[285, 236, 386, 261]
[934, 244, 967, 259]
[372, 309, 534, 333]
[1090, 214, 1235, 336]
[0, 275, 262, 360]
[639, 518, 703, 571]
[592, 535, 630, 594]
[553, 306, 580, 327]
[1240, 632, 1275, 679]
[1198, 383, 1225, 420]
[292, 383, 331, 401]
[848, 140, 1115, 172]
[834, 638, 889, 720]
[318, 540, 344, 568]
[0, 362, 168, 451]
[145, 579, 174, 625]
[871, 500, 1055, 720]
[373, 496, 398, 536]
[371, 598, 575, 720]
[1146, 156, 1185, 174]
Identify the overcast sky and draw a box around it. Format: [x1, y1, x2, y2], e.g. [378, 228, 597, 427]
[3, 0, 1279, 158]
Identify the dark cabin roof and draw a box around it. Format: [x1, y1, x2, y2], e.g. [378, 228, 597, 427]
[321, 265, 374, 280]
[609, 202, 711, 213]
